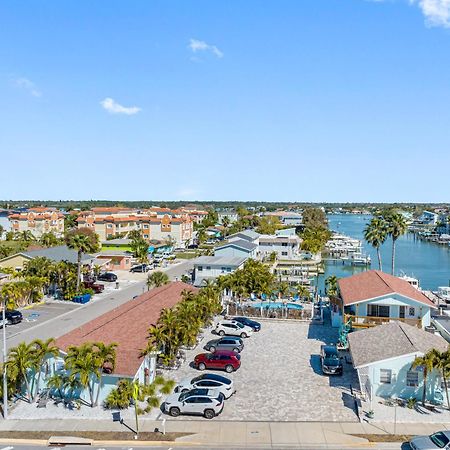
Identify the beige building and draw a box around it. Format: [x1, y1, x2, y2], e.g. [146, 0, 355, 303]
[76, 207, 193, 247]
[8, 207, 65, 238]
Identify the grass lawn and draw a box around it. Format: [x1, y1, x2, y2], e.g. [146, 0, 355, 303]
[101, 245, 133, 252]
[176, 251, 199, 259]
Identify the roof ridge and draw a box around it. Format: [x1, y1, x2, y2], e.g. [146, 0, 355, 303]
[375, 270, 395, 293]
[397, 322, 416, 350]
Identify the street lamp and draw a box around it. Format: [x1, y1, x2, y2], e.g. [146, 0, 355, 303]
[2, 298, 7, 419]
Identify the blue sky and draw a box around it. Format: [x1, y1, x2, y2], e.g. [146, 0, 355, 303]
[1, 0, 450, 202]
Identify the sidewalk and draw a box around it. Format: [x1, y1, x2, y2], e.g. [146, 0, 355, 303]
[0, 419, 447, 447]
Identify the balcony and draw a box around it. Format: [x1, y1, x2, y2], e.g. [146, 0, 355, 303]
[344, 314, 422, 329]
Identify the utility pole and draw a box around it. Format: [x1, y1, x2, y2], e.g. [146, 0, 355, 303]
[2, 298, 7, 419]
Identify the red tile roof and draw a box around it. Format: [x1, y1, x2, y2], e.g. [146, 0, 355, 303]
[55, 282, 198, 376]
[338, 270, 435, 308]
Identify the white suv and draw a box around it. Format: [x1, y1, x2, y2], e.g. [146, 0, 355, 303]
[215, 320, 253, 338]
[164, 391, 224, 419]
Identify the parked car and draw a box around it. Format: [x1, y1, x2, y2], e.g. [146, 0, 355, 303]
[409, 431, 450, 449]
[83, 280, 105, 294]
[215, 320, 253, 338]
[130, 264, 150, 273]
[162, 252, 176, 260]
[175, 374, 235, 399]
[5, 309, 23, 325]
[97, 272, 118, 282]
[194, 351, 241, 373]
[232, 316, 261, 332]
[320, 345, 343, 375]
[164, 392, 224, 419]
[187, 244, 199, 249]
[204, 337, 244, 353]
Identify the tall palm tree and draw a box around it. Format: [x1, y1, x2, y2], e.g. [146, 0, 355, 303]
[39, 232, 59, 248]
[65, 228, 100, 291]
[92, 342, 117, 406]
[430, 349, 450, 410]
[30, 338, 58, 400]
[412, 350, 439, 406]
[7, 342, 38, 402]
[364, 217, 388, 271]
[147, 271, 170, 289]
[383, 212, 408, 275]
[18, 230, 35, 242]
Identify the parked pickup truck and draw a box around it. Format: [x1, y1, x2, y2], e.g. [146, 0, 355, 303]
[83, 280, 105, 294]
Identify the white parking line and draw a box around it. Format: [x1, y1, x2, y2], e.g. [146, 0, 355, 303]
[0, 446, 14, 450]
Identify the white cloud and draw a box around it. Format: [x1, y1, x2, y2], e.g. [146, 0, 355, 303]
[412, 0, 450, 27]
[100, 97, 141, 115]
[188, 39, 223, 58]
[14, 77, 42, 97]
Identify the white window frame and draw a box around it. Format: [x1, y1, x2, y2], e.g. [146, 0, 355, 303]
[380, 369, 392, 384]
[406, 370, 419, 387]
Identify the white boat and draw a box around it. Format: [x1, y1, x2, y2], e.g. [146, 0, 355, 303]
[399, 273, 420, 290]
[349, 253, 371, 266]
[435, 286, 450, 303]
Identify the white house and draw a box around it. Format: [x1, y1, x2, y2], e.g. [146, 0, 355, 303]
[331, 270, 436, 329]
[418, 210, 439, 226]
[192, 256, 246, 287]
[258, 234, 301, 259]
[349, 321, 448, 405]
[228, 229, 260, 245]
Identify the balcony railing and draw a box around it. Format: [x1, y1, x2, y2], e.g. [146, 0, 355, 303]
[344, 314, 422, 329]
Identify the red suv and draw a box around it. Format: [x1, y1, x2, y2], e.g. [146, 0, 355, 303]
[194, 350, 241, 373]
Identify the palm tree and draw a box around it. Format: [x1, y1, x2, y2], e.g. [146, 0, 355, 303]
[364, 217, 388, 271]
[296, 284, 310, 301]
[47, 373, 66, 400]
[65, 228, 100, 291]
[64, 344, 100, 407]
[430, 349, 450, 410]
[40, 232, 59, 248]
[30, 338, 58, 400]
[412, 350, 439, 406]
[92, 342, 117, 406]
[7, 342, 38, 402]
[18, 230, 35, 242]
[383, 212, 408, 275]
[147, 271, 170, 289]
[325, 275, 339, 297]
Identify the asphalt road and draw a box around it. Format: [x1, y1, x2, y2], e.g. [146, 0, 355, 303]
[0, 260, 194, 357]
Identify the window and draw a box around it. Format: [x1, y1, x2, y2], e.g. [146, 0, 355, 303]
[409, 307, 415, 316]
[282, 242, 288, 247]
[367, 304, 390, 318]
[406, 370, 419, 387]
[206, 266, 211, 270]
[380, 369, 392, 384]
[221, 267, 227, 273]
[107, 224, 113, 228]
[282, 252, 288, 256]
[226, 267, 232, 272]
[197, 266, 203, 271]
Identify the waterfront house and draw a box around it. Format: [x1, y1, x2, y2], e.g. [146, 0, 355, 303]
[349, 322, 448, 404]
[264, 211, 303, 227]
[331, 270, 436, 329]
[192, 255, 246, 287]
[418, 210, 439, 226]
[214, 239, 257, 259]
[258, 233, 302, 260]
[42, 282, 197, 404]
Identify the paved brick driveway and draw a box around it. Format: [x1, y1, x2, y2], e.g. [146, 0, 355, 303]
[161, 319, 360, 422]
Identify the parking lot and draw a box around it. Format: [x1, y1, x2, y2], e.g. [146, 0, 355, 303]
[161, 320, 360, 422]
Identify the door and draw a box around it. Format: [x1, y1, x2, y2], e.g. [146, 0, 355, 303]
[399, 306, 405, 319]
[208, 355, 221, 369]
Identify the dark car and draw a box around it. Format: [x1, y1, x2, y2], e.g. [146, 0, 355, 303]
[5, 309, 23, 325]
[130, 264, 150, 273]
[320, 345, 343, 375]
[97, 272, 118, 282]
[194, 351, 241, 373]
[83, 280, 105, 294]
[204, 337, 244, 353]
[232, 317, 261, 332]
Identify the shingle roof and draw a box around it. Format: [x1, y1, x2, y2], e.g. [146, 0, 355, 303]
[228, 229, 260, 242]
[194, 255, 247, 267]
[55, 282, 197, 376]
[23, 245, 94, 265]
[338, 270, 435, 308]
[348, 321, 448, 368]
[215, 239, 257, 252]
